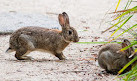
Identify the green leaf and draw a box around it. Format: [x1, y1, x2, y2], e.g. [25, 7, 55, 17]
[118, 71, 131, 78]
[114, 6, 137, 20]
[120, 41, 137, 51]
[124, 0, 133, 9]
[114, 10, 131, 20]
[118, 56, 137, 74]
[102, 17, 127, 34]
[110, 15, 133, 38]
[134, 48, 137, 53]
[115, 0, 121, 12]
[126, 64, 137, 81]
[113, 24, 137, 40]
[76, 42, 121, 44]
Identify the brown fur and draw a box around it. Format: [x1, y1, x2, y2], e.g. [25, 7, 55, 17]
[51, 29, 62, 33]
[7, 12, 79, 60]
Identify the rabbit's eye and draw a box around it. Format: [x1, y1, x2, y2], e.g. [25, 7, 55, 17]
[68, 30, 72, 35]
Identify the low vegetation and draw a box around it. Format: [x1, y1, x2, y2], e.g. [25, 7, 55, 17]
[106, 0, 137, 81]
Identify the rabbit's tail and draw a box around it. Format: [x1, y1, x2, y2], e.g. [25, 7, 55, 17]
[5, 47, 14, 53]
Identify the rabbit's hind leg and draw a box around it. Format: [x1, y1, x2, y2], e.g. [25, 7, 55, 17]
[98, 52, 108, 70]
[14, 34, 34, 60]
[55, 52, 66, 60]
[19, 34, 35, 50]
[15, 48, 32, 60]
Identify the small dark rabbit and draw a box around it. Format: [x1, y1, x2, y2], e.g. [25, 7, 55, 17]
[98, 39, 136, 75]
[6, 12, 79, 60]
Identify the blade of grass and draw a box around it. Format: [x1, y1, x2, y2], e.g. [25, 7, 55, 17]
[76, 42, 121, 44]
[118, 56, 137, 74]
[110, 15, 133, 38]
[129, 49, 137, 58]
[102, 17, 127, 34]
[120, 41, 137, 51]
[134, 48, 137, 53]
[114, 6, 137, 20]
[108, 22, 137, 36]
[128, 73, 137, 80]
[126, 0, 133, 9]
[118, 71, 131, 78]
[124, 0, 133, 10]
[115, 0, 121, 12]
[114, 10, 131, 20]
[132, 6, 137, 9]
[109, 8, 137, 14]
[117, 0, 132, 22]
[129, 48, 137, 58]
[119, 65, 137, 81]
[126, 64, 137, 81]
[113, 24, 137, 40]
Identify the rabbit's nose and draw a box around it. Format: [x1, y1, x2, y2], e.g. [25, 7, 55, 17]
[74, 38, 79, 42]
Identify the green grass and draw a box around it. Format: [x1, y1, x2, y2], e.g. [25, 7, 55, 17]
[77, 42, 121, 44]
[105, 0, 137, 80]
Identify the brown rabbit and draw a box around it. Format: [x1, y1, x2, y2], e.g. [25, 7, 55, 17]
[6, 12, 79, 60]
[98, 39, 136, 75]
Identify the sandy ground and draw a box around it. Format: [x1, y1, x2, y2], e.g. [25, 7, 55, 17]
[0, 35, 116, 81]
[0, 0, 137, 81]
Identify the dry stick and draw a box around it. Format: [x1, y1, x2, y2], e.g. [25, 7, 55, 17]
[101, 26, 114, 34]
[109, 10, 129, 14]
[109, 9, 137, 14]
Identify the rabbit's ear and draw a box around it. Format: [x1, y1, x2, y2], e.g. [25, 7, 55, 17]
[122, 39, 132, 48]
[62, 12, 70, 25]
[123, 39, 134, 51]
[124, 39, 131, 46]
[122, 42, 128, 48]
[122, 39, 134, 56]
[58, 14, 65, 27]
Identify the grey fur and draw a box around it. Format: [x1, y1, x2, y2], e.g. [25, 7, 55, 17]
[98, 39, 136, 75]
